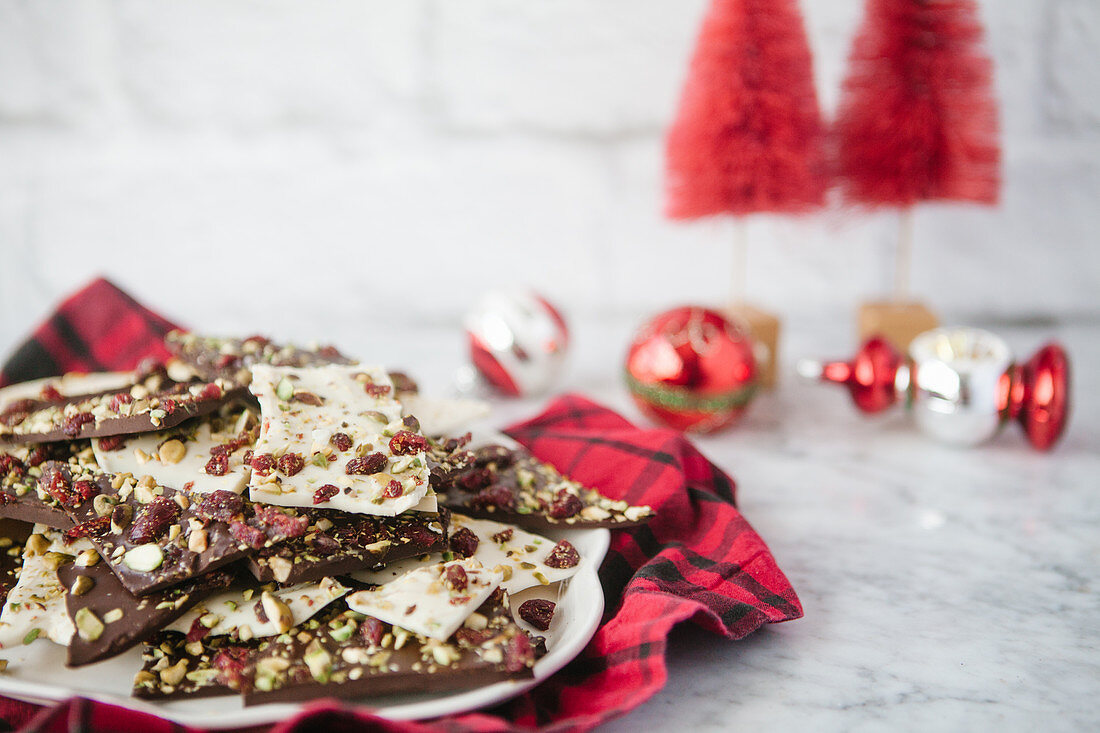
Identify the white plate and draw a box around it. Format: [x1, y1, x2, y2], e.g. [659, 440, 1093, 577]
[0, 526, 608, 728]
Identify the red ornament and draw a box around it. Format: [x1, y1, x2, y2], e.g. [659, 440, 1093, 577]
[624, 307, 758, 433]
[815, 336, 902, 414]
[834, 0, 1000, 207]
[665, 0, 827, 218]
[1000, 344, 1070, 452]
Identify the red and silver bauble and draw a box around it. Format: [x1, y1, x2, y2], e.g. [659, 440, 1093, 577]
[464, 290, 570, 397]
[624, 306, 758, 433]
[799, 327, 1070, 450]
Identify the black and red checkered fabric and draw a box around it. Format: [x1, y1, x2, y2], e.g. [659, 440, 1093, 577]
[2, 280, 801, 733]
[0, 277, 178, 389]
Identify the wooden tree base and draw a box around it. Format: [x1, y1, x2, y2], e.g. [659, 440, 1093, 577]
[857, 301, 938, 353]
[726, 303, 780, 390]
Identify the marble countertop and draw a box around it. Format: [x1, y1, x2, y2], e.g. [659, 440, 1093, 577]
[463, 316, 1099, 732]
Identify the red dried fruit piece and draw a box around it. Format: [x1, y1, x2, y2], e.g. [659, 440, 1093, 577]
[39, 465, 76, 507]
[108, 392, 133, 412]
[456, 467, 492, 492]
[444, 564, 468, 591]
[160, 399, 179, 415]
[230, 521, 267, 549]
[72, 479, 99, 502]
[0, 399, 36, 427]
[197, 383, 223, 401]
[205, 453, 229, 476]
[360, 616, 385, 647]
[25, 446, 49, 467]
[475, 445, 514, 468]
[253, 599, 269, 624]
[345, 453, 386, 475]
[40, 385, 63, 402]
[185, 616, 211, 643]
[504, 631, 534, 673]
[544, 540, 580, 569]
[250, 453, 276, 475]
[470, 485, 516, 512]
[312, 484, 340, 504]
[389, 430, 428, 456]
[491, 528, 514, 544]
[307, 534, 340, 556]
[0, 454, 24, 477]
[62, 412, 95, 438]
[291, 391, 323, 406]
[195, 490, 244, 523]
[548, 489, 584, 519]
[393, 522, 438, 548]
[129, 496, 181, 544]
[363, 382, 391, 397]
[381, 480, 403, 499]
[212, 647, 250, 690]
[277, 452, 304, 477]
[252, 505, 308, 539]
[64, 516, 110, 545]
[215, 354, 240, 370]
[455, 627, 493, 647]
[242, 449, 254, 465]
[97, 435, 126, 452]
[450, 527, 479, 559]
[329, 432, 353, 452]
[518, 599, 556, 631]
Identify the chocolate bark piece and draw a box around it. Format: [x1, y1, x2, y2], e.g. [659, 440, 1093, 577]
[0, 520, 29, 606]
[0, 366, 246, 445]
[47, 462, 308, 596]
[0, 443, 84, 528]
[244, 593, 536, 706]
[58, 561, 234, 667]
[246, 508, 449, 585]
[439, 445, 655, 531]
[0, 372, 133, 414]
[166, 332, 353, 387]
[133, 631, 255, 700]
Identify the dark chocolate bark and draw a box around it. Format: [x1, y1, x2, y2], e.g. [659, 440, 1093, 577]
[0, 443, 82, 528]
[246, 508, 449, 585]
[166, 332, 353, 387]
[439, 445, 654, 531]
[0, 519, 29, 606]
[58, 561, 234, 667]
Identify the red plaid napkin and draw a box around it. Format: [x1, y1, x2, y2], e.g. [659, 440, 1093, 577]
[1, 280, 802, 733]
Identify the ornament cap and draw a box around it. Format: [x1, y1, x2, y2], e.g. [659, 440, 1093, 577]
[808, 336, 902, 414]
[1010, 343, 1070, 451]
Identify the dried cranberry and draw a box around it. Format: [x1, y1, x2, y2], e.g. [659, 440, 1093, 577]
[195, 490, 244, 522]
[230, 521, 267, 549]
[209, 443, 231, 457]
[329, 432, 353, 452]
[549, 489, 584, 519]
[215, 354, 240, 370]
[450, 527, 479, 559]
[518, 599, 556, 631]
[504, 632, 534, 673]
[389, 430, 428, 456]
[212, 647, 250, 690]
[252, 505, 308, 538]
[393, 522, 439, 548]
[97, 435, 126, 452]
[312, 484, 340, 504]
[307, 534, 340, 556]
[475, 445, 514, 468]
[381, 480, 403, 499]
[363, 382, 391, 397]
[250, 453, 276, 475]
[456, 467, 492, 492]
[346, 453, 386, 475]
[205, 453, 229, 476]
[444, 564, 468, 591]
[72, 479, 99, 502]
[471, 485, 516, 512]
[277, 452, 304, 477]
[25, 446, 49, 467]
[108, 392, 133, 412]
[39, 465, 76, 507]
[160, 399, 179, 415]
[129, 496, 181, 544]
[388, 372, 418, 394]
[64, 516, 110, 544]
[544, 540, 580, 569]
[197, 383, 223, 401]
[455, 627, 493, 647]
[292, 391, 323, 406]
[40, 384, 63, 402]
[0, 454, 24, 477]
[491, 528, 514, 544]
[242, 449, 254, 465]
[62, 412, 95, 438]
[244, 335, 271, 348]
[186, 616, 211, 643]
[360, 616, 385, 646]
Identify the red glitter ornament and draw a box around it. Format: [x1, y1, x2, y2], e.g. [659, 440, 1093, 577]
[624, 307, 757, 433]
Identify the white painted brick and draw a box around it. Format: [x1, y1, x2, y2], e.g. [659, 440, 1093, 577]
[1046, 0, 1100, 131]
[431, 0, 708, 134]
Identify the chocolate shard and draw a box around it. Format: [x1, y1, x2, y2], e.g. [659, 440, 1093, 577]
[246, 508, 449, 586]
[0, 519, 30, 606]
[243, 593, 537, 706]
[0, 443, 83, 528]
[165, 332, 353, 387]
[438, 445, 655, 531]
[47, 461, 308, 596]
[0, 365, 246, 445]
[133, 631, 255, 700]
[58, 561, 235, 667]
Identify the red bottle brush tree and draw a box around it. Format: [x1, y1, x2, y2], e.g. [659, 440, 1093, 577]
[665, 0, 827, 218]
[835, 0, 1000, 207]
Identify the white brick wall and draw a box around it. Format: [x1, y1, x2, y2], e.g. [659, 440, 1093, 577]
[0, 0, 1097, 356]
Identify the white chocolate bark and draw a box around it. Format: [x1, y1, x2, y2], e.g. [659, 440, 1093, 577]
[248, 365, 430, 516]
[0, 371, 132, 412]
[352, 513, 580, 595]
[167, 577, 349, 639]
[0, 528, 86, 648]
[346, 558, 502, 642]
[93, 410, 255, 495]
